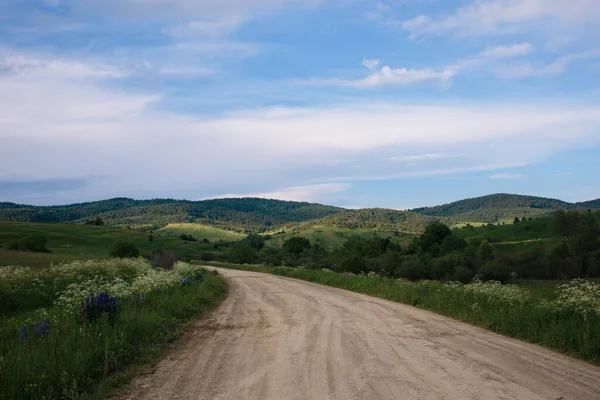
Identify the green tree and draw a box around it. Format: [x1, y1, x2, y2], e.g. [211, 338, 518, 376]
[283, 236, 311, 255]
[417, 223, 452, 252]
[243, 234, 266, 250]
[109, 242, 140, 258]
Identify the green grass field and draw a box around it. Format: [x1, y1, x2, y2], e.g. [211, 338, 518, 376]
[0, 222, 221, 267]
[157, 223, 246, 242]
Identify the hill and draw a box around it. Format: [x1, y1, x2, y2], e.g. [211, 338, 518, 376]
[0, 198, 345, 232]
[410, 193, 598, 223]
[309, 208, 463, 233]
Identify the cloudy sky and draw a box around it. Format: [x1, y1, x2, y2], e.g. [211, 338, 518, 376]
[1, 0, 600, 208]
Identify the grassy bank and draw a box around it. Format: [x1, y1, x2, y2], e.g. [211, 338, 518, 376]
[0, 259, 227, 399]
[207, 262, 600, 365]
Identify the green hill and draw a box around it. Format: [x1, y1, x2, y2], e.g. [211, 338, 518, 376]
[310, 208, 463, 233]
[411, 193, 598, 223]
[0, 198, 345, 232]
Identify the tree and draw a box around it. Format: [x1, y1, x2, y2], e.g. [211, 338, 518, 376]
[417, 223, 452, 252]
[551, 210, 600, 274]
[243, 234, 266, 250]
[339, 256, 368, 274]
[228, 244, 257, 264]
[283, 236, 311, 255]
[513, 217, 520, 224]
[109, 242, 140, 258]
[439, 235, 467, 255]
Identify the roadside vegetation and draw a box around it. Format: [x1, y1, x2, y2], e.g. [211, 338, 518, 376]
[211, 210, 600, 282]
[0, 258, 226, 399]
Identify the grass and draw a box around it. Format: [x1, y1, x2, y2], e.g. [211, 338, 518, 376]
[0, 221, 223, 266]
[454, 217, 553, 243]
[157, 223, 246, 242]
[206, 262, 600, 365]
[0, 259, 227, 399]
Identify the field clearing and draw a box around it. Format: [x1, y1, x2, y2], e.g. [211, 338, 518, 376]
[266, 224, 412, 248]
[157, 223, 246, 242]
[0, 222, 218, 265]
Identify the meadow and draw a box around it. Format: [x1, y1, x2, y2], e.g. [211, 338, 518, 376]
[0, 221, 222, 267]
[206, 262, 600, 365]
[0, 258, 227, 399]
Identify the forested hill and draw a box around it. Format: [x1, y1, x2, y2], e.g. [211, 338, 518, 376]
[410, 193, 599, 223]
[0, 198, 346, 231]
[577, 199, 600, 209]
[306, 208, 462, 233]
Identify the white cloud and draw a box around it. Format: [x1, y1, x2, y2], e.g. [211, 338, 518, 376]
[390, 154, 448, 162]
[305, 65, 457, 88]
[481, 43, 534, 58]
[489, 173, 523, 180]
[361, 58, 381, 72]
[3, 49, 600, 201]
[0, 50, 125, 79]
[209, 183, 351, 203]
[402, 0, 600, 38]
[493, 49, 600, 78]
[163, 16, 247, 38]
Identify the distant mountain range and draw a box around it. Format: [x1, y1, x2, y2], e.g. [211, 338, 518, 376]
[0, 193, 598, 232]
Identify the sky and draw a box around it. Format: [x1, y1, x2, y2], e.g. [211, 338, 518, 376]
[1, 0, 600, 209]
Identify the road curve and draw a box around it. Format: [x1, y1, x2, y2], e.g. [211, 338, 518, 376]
[120, 268, 600, 400]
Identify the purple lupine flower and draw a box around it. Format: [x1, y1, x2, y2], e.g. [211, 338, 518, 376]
[19, 326, 27, 342]
[42, 319, 50, 336]
[34, 322, 41, 338]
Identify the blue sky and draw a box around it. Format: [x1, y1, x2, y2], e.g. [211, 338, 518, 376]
[1, 0, 600, 208]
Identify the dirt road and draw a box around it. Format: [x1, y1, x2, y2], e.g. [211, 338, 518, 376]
[121, 268, 600, 400]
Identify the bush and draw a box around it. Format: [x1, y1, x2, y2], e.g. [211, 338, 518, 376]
[283, 236, 311, 255]
[109, 242, 140, 258]
[478, 261, 512, 283]
[227, 244, 258, 264]
[8, 235, 51, 253]
[454, 266, 476, 283]
[150, 249, 178, 270]
[199, 252, 217, 262]
[179, 234, 197, 242]
[338, 256, 368, 274]
[431, 254, 466, 281]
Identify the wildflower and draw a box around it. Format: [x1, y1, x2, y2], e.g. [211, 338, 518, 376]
[42, 319, 50, 336]
[19, 326, 27, 342]
[34, 322, 41, 339]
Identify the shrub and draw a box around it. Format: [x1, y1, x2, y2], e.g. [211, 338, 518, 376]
[8, 235, 51, 253]
[150, 249, 178, 270]
[109, 241, 140, 258]
[283, 236, 311, 255]
[454, 266, 475, 283]
[227, 244, 257, 264]
[478, 261, 512, 283]
[199, 252, 217, 262]
[179, 234, 197, 242]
